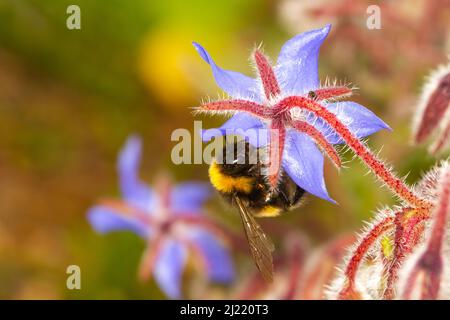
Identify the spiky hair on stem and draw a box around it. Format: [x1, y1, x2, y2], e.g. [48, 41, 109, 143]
[398, 161, 450, 299]
[327, 160, 450, 300]
[325, 208, 397, 299]
[412, 58, 450, 155]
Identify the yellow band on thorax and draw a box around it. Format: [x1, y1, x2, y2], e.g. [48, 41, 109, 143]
[209, 161, 254, 194]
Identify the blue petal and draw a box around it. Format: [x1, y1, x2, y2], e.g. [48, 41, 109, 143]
[171, 182, 212, 214]
[186, 228, 234, 283]
[275, 24, 331, 95]
[87, 205, 149, 238]
[118, 135, 157, 212]
[282, 130, 335, 203]
[201, 113, 269, 147]
[311, 101, 391, 144]
[193, 42, 260, 101]
[153, 240, 187, 299]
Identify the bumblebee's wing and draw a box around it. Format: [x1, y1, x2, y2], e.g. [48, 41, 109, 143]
[234, 195, 275, 282]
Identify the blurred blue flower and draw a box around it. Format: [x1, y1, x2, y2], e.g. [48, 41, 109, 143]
[88, 136, 234, 299]
[193, 25, 390, 202]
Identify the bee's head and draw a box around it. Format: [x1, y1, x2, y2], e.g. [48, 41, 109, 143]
[215, 140, 260, 177]
[208, 140, 261, 195]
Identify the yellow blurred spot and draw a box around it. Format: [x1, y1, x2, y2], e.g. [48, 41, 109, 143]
[138, 28, 198, 109]
[381, 235, 393, 258]
[404, 209, 418, 219]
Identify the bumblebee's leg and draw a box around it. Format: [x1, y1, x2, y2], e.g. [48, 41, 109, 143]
[292, 187, 305, 205]
[277, 188, 290, 205]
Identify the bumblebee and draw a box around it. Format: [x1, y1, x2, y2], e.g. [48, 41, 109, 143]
[209, 141, 305, 281]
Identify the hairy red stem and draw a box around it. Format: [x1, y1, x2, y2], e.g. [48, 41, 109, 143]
[426, 170, 450, 253]
[383, 208, 413, 299]
[254, 50, 281, 99]
[402, 168, 449, 299]
[292, 120, 341, 168]
[338, 216, 394, 299]
[267, 119, 286, 188]
[200, 100, 267, 118]
[414, 72, 450, 144]
[430, 121, 450, 154]
[277, 96, 430, 208]
[314, 86, 353, 101]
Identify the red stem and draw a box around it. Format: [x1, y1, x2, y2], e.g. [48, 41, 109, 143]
[292, 120, 341, 168]
[314, 86, 352, 101]
[267, 119, 286, 188]
[277, 96, 430, 208]
[402, 266, 420, 299]
[430, 120, 450, 154]
[254, 50, 281, 99]
[200, 100, 267, 118]
[402, 168, 449, 299]
[338, 216, 394, 299]
[426, 169, 450, 253]
[383, 208, 414, 299]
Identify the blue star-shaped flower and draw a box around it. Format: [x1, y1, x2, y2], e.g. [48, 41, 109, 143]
[88, 136, 234, 299]
[193, 24, 390, 202]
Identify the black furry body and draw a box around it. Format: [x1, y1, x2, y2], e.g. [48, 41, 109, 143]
[212, 141, 305, 216]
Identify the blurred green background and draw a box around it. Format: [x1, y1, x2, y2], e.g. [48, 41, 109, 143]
[0, 0, 448, 299]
